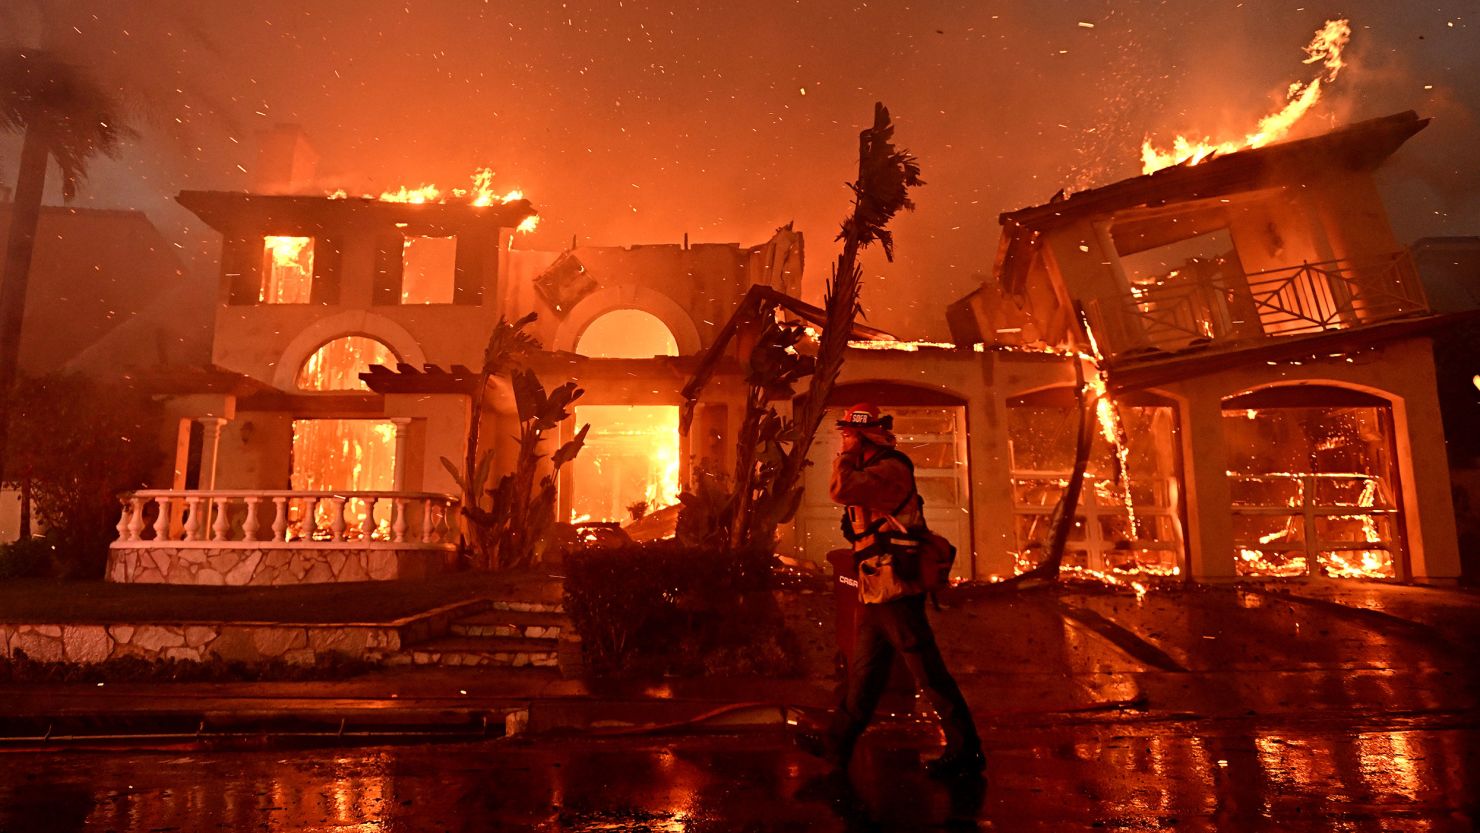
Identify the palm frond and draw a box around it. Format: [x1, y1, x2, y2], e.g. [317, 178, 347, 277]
[836, 102, 924, 263]
[0, 49, 132, 200]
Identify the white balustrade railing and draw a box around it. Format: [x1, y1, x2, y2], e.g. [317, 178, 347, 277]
[112, 490, 459, 548]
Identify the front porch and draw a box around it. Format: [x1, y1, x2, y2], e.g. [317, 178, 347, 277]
[108, 490, 460, 585]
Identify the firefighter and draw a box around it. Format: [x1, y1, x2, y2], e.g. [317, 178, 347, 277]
[797, 402, 985, 779]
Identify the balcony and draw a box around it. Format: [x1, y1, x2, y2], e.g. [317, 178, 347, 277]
[1083, 251, 1431, 361]
[107, 490, 460, 586]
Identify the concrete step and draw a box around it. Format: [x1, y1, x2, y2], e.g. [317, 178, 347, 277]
[390, 636, 560, 668]
[451, 609, 569, 640]
[490, 599, 564, 615]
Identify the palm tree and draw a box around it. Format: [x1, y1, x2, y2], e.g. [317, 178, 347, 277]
[749, 102, 923, 543]
[0, 49, 128, 482]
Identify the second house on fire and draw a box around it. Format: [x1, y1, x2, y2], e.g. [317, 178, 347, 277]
[111, 110, 1462, 587]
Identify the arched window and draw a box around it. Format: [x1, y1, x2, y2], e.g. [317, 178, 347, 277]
[575, 310, 679, 358]
[295, 336, 399, 392]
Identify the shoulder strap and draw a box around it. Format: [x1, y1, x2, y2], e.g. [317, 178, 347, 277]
[847, 448, 922, 531]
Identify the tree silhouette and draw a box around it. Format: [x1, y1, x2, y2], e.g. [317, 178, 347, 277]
[0, 49, 130, 483]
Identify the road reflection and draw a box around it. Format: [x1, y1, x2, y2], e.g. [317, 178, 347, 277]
[0, 720, 1472, 832]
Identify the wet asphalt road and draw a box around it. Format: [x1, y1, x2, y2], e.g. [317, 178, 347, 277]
[2, 710, 1476, 833]
[2, 583, 1477, 830]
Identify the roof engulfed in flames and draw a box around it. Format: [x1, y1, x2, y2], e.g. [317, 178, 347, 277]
[1140, 18, 1352, 174]
[329, 167, 539, 233]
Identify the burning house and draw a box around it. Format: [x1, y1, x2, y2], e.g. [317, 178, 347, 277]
[949, 110, 1460, 582]
[107, 109, 1461, 586]
[105, 171, 806, 584]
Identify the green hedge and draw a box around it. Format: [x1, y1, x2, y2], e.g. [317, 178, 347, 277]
[562, 541, 802, 677]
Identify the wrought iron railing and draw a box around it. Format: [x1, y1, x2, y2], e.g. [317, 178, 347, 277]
[1084, 251, 1430, 359]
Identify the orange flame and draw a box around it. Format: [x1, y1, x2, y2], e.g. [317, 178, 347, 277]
[261, 236, 314, 303]
[265, 235, 312, 270]
[1141, 18, 1351, 174]
[328, 168, 539, 231]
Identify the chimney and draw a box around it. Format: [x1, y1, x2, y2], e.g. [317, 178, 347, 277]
[253, 124, 319, 194]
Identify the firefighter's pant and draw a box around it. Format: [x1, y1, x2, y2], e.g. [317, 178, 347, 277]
[827, 593, 980, 758]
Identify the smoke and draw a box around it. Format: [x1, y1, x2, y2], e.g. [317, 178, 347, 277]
[1, 1, 1476, 338]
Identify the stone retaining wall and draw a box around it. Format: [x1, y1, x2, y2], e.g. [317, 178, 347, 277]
[106, 546, 459, 585]
[0, 600, 489, 666]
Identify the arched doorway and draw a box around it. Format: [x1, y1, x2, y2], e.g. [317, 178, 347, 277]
[290, 335, 401, 534]
[569, 311, 682, 523]
[1222, 385, 1404, 579]
[1007, 388, 1185, 576]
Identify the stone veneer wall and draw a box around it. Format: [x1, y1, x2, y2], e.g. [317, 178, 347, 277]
[0, 600, 488, 666]
[106, 546, 458, 585]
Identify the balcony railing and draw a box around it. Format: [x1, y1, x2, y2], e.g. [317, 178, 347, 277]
[112, 490, 459, 549]
[1084, 251, 1431, 359]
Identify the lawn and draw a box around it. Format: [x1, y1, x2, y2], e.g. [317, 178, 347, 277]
[0, 569, 565, 624]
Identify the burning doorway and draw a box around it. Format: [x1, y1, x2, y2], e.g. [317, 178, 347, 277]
[570, 405, 681, 522]
[1008, 390, 1184, 576]
[289, 419, 397, 535]
[289, 335, 401, 534]
[1223, 387, 1403, 579]
[570, 309, 683, 523]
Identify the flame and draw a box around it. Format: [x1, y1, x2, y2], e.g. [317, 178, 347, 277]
[265, 235, 311, 269]
[378, 183, 442, 204]
[328, 168, 539, 231]
[261, 236, 314, 303]
[1140, 19, 1352, 174]
[846, 339, 958, 351]
[296, 335, 397, 392]
[1230, 469, 1396, 579]
[643, 438, 682, 510]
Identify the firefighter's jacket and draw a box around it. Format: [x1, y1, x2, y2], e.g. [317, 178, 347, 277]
[831, 443, 926, 603]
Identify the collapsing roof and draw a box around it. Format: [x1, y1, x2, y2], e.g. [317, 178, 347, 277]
[993, 111, 1429, 295]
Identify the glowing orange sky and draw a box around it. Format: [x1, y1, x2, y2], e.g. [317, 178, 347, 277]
[2, 0, 1476, 337]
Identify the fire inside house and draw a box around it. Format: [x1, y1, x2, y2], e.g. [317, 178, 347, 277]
[104, 105, 1462, 588]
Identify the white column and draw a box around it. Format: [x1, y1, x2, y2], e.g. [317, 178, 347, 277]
[196, 417, 229, 490]
[391, 418, 413, 491]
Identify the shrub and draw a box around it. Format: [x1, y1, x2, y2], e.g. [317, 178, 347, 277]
[562, 541, 800, 677]
[4, 374, 160, 578]
[0, 649, 376, 683]
[0, 535, 54, 579]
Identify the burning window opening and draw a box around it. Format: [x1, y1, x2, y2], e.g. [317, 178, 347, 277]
[295, 336, 399, 392]
[1113, 227, 1256, 347]
[260, 236, 314, 304]
[289, 418, 398, 539]
[1009, 400, 1183, 578]
[1141, 18, 1352, 173]
[400, 235, 458, 304]
[575, 309, 679, 358]
[1224, 401, 1400, 579]
[571, 405, 681, 524]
